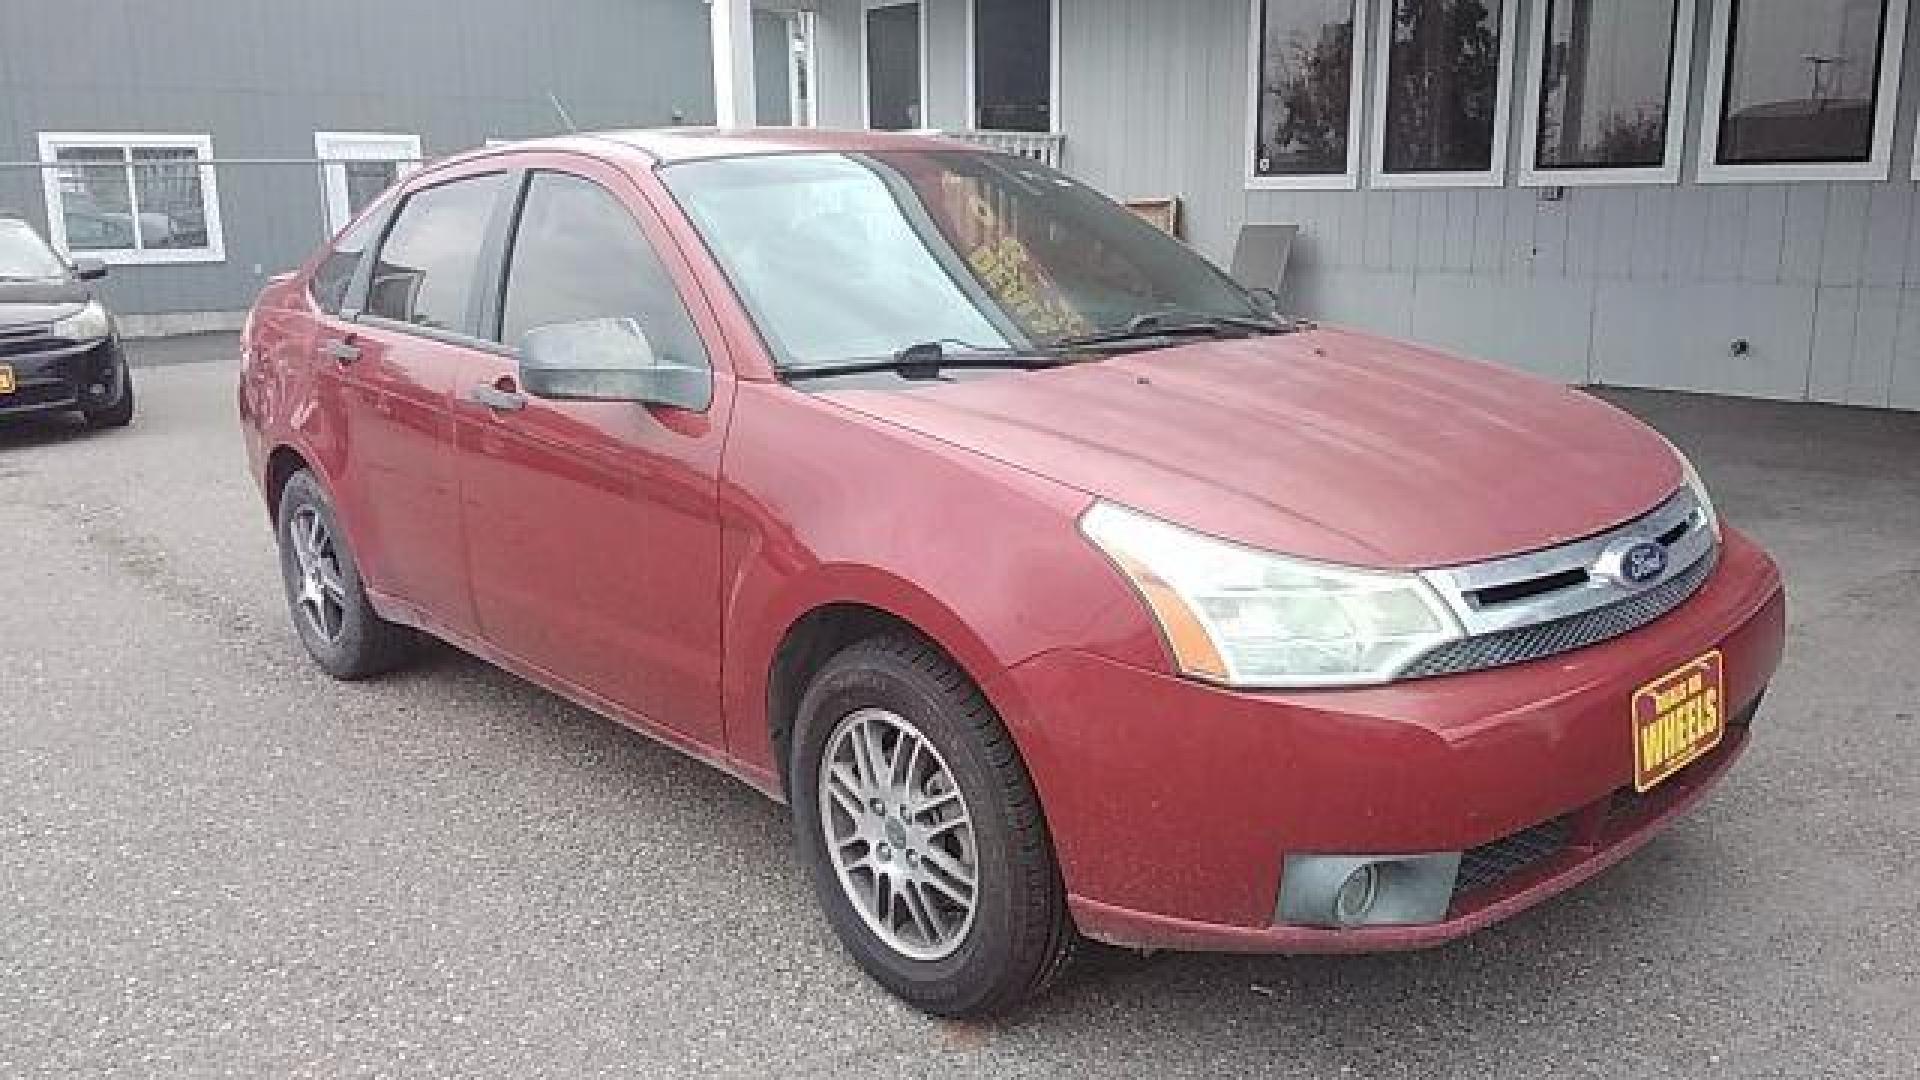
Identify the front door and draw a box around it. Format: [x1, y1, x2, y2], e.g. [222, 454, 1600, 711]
[865, 2, 922, 130]
[328, 168, 513, 636]
[453, 165, 730, 744]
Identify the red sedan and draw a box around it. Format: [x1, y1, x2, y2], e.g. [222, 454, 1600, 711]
[239, 129, 1785, 1017]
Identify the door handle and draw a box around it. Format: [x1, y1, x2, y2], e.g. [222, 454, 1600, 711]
[470, 381, 527, 413]
[320, 338, 361, 365]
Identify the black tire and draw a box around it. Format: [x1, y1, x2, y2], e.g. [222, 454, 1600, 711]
[275, 469, 413, 680]
[790, 632, 1076, 1017]
[81, 363, 134, 428]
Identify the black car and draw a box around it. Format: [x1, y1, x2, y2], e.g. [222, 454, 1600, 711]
[0, 216, 134, 427]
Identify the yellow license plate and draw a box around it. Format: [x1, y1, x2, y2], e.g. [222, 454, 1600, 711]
[1632, 651, 1725, 792]
[0, 364, 14, 394]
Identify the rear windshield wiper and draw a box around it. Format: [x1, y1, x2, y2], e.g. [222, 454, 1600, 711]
[1055, 310, 1291, 348]
[782, 339, 1076, 382]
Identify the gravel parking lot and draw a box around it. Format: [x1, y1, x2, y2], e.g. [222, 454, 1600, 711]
[3, 337, 1916, 1077]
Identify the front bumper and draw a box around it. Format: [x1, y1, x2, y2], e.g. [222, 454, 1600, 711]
[0, 335, 126, 416]
[992, 526, 1786, 953]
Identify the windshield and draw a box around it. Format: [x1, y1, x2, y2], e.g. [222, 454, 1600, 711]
[0, 219, 69, 280]
[661, 151, 1266, 370]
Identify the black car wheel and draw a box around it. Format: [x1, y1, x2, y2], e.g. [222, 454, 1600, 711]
[790, 632, 1076, 1017]
[275, 469, 413, 679]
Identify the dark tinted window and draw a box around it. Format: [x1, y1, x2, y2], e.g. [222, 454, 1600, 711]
[1252, 0, 1359, 177]
[974, 0, 1052, 132]
[1535, 0, 1680, 169]
[365, 173, 506, 334]
[1381, 0, 1508, 173]
[499, 172, 708, 371]
[865, 4, 922, 130]
[1717, 0, 1890, 165]
[309, 192, 393, 315]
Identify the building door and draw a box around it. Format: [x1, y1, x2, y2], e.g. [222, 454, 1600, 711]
[314, 132, 422, 235]
[864, 1, 922, 129]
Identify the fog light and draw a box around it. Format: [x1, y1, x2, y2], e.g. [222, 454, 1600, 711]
[1276, 852, 1463, 929]
[1333, 865, 1379, 927]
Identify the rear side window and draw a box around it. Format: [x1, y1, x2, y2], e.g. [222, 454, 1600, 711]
[309, 194, 391, 315]
[364, 173, 506, 335]
[498, 171, 708, 371]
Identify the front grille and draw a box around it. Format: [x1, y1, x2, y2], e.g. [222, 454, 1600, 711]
[1401, 549, 1717, 679]
[1452, 816, 1572, 899]
[0, 330, 56, 359]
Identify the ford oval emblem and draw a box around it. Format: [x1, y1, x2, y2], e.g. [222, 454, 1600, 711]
[1621, 541, 1668, 585]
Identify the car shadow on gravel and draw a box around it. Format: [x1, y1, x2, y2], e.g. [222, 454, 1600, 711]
[0, 411, 107, 453]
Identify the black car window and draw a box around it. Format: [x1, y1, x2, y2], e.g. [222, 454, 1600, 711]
[498, 171, 709, 371]
[308, 193, 392, 315]
[364, 173, 507, 335]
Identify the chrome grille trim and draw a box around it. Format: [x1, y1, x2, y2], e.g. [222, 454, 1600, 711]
[1400, 547, 1717, 679]
[1398, 487, 1719, 679]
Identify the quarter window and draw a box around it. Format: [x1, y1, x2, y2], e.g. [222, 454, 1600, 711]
[309, 192, 395, 316]
[35, 132, 224, 264]
[1699, 0, 1909, 182]
[1247, 0, 1368, 189]
[364, 173, 507, 336]
[498, 172, 708, 373]
[1370, 0, 1519, 187]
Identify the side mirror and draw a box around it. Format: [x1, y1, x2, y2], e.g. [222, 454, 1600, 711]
[518, 317, 712, 411]
[73, 258, 108, 281]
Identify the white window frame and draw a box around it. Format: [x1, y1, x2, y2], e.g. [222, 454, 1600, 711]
[860, 0, 930, 130]
[36, 131, 225, 265]
[314, 131, 422, 235]
[1697, 0, 1909, 183]
[1244, 0, 1371, 191]
[1368, 0, 1520, 189]
[964, 0, 1063, 134]
[1518, 0, 1697, 186]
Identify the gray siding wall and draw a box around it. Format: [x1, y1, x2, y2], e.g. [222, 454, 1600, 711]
[814, 0, 1920, 410]
[0, 0, 715, 319]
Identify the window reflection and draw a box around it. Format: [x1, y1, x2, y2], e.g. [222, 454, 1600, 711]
[1718, 0, 1890, 164]
[1535, 0, 1679, 169]
[1381, 0, 1508, 174]
[1253, 0, 1358, 176]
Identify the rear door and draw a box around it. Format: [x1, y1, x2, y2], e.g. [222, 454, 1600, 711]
[452, 160, 733, 745]
[321, 168, 513, 636]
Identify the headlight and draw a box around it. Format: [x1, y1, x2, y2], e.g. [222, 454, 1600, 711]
[1080, 502, 1464, 688]
[1674, 448, 1721, 541]
[51, 300, 111, 342]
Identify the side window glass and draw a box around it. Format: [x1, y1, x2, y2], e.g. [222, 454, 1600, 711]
[364, 173, 506, 334]
[499, 171, 709, 371]
[309, 192, 392, 315]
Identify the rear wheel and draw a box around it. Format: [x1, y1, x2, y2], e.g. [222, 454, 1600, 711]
[790, 633, 1075, 1017]
[275, 469, 412, 679]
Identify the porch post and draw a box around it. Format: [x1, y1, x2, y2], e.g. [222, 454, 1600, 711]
[710, 0, 757, 126]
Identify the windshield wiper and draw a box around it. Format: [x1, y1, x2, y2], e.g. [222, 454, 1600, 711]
[1055, 310, 1291, 348]
[782, 339, 1075, 382]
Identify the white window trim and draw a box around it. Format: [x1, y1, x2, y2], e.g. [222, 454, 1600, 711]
[860, 0, 930, 130]
[1518, 0, 1697, 187]
[1368, 0, 1520, 189]
[36, 131, 224, 265]
[314, 131, 423, 235]
[1697, 0, 1909, 184]
[1244, 0, 1370, 191]
[964, 0, 1063, 134]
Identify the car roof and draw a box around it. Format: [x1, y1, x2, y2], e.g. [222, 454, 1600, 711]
[450, 127, 978, 169]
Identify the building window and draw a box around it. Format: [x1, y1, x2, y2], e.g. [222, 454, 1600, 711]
[970, 0, 1055, 132]
[1519, 0, 1696, 185]
[863, 1, 924, 130]
[1699, 0, 1909, 182]
[315, 132, 422, 235]
[36, 132, 224, 264]
[1246, 0, 1369, 189]
[1369, 0, 1519, 188]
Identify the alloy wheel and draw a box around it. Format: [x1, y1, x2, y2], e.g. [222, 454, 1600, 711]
[288, 505, 348, 644]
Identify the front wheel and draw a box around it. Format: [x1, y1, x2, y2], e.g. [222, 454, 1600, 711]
[81, 361, 134, 428]
[790, 633, 1075, 1017]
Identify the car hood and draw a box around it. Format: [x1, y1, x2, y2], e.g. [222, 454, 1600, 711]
[0, 278, 89, 329]
[822, 326, 1684, 570]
